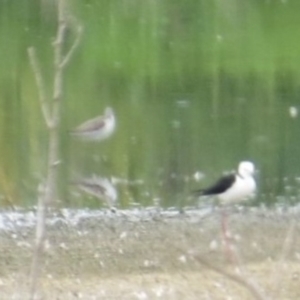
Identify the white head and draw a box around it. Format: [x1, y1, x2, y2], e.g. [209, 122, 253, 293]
[105, 107, 114, 117]
[238, 161, 255, 178]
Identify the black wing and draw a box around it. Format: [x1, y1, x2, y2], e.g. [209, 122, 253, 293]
[193, 173, 236, 196]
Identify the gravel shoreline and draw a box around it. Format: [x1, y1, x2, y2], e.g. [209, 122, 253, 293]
[0, 205, 300, 299]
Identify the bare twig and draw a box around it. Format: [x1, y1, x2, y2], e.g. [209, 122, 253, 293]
[28, 0, 82, 298]
[271, 220, 296, 299]
[29, 185, 47, 299]
[192, 254, 269, 300]
[60, 24, 83, 69]
[27, 47, 52, 127]
[51, 1, 66, 130]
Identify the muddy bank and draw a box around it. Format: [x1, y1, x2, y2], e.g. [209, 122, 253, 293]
[0, 206, 300, 299]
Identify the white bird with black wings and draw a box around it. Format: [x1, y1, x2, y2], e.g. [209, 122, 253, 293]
[194, 161, 256, 205]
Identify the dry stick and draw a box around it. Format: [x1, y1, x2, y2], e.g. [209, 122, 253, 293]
[29, 184, 47, 299]
[229, 242, 268, 300]
[60, 24, 83, 69]
[27, 46, 53, 300]
[271, 219, 296, 299]
[219, 212, 262, 296]
[192, 254, 269, 300]
[28, 1, 82, 298]
[27, 47, 52, 128]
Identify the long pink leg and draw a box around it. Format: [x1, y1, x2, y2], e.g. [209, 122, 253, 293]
[220, 208, 237, 264]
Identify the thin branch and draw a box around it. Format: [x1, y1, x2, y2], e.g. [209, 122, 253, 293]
[218, 213, 267, 300]
[60, 24, 83, 69]
[271, 220, 296, 299]
[192, 254, 269, 300]
[29, 185, 47, 299]
[27, 47, 52, 127]
[52, 0, 67, 127]
[29, 0, 79, 298]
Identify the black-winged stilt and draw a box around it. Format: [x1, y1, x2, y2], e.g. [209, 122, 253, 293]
[194, 161, 256, 262]
[70, 107, 116, 142]
[194, 161, 256, 204]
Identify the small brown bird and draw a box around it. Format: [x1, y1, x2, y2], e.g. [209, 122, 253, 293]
[71, 176, 118, 208]
[70, 107, 116, 142]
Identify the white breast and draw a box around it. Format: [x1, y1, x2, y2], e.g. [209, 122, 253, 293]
[218, 176, 256, 204]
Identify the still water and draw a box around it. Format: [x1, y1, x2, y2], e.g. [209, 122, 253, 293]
[0, 0, 300, 207]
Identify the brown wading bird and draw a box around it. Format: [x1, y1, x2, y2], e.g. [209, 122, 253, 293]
[193, 161, 257, 260]
[72, 176, 118, 208]
[70, 107, 116, 142]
